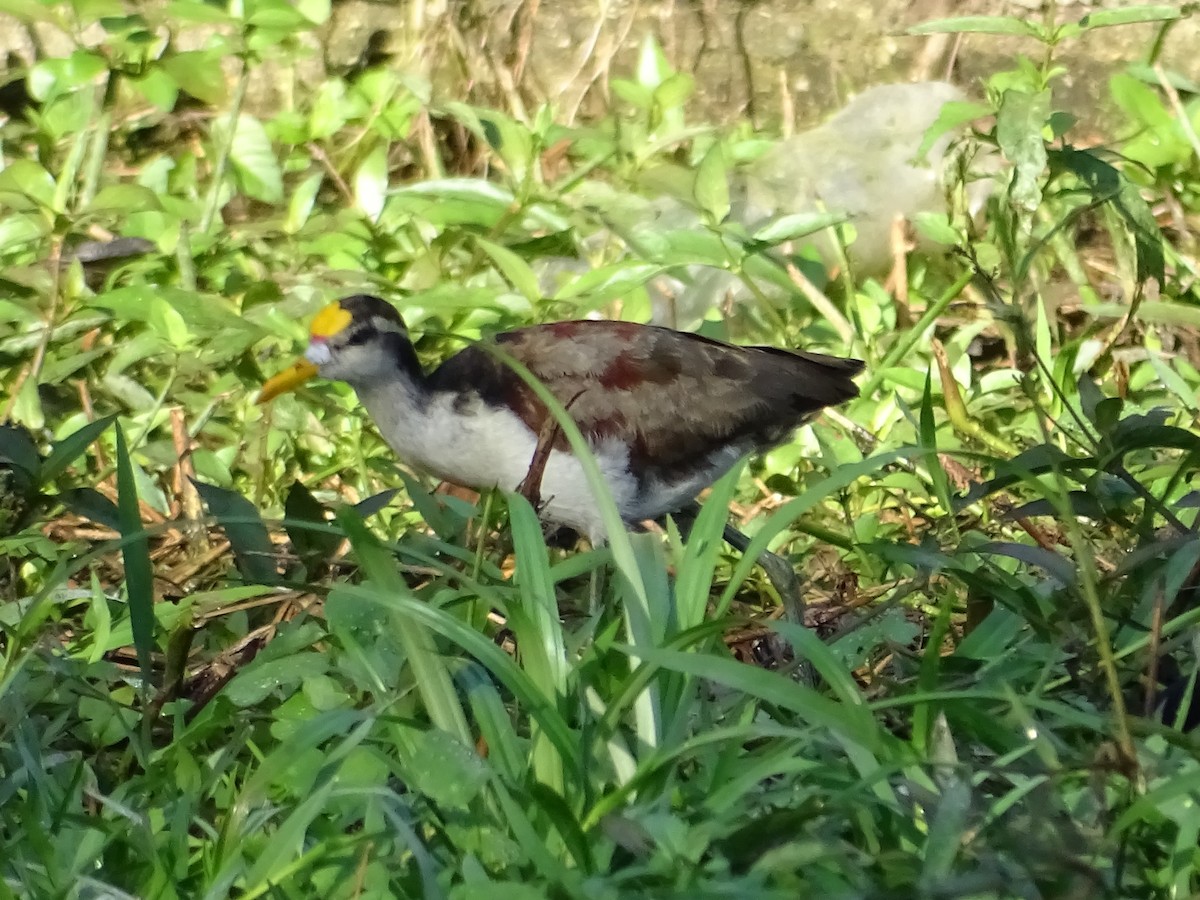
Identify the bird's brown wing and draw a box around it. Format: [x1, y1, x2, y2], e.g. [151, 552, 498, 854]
[427, 320, 862, 485]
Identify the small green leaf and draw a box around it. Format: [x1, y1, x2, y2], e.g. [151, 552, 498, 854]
[163, 0, 236, 23]
[652, 73, 695, 111]
[694, 141, 730, 223]
[308, 79, 348, 140]
[225, 114, 284, 203]
[752, 210, 847, 244]
[912, 211, 964, 247]
[475, 236, 541, 302]
[354, 143, 388, 221]
[404, 726, 489, 809]
[295, 0, 330, 24]
[284, 171, 323, 234]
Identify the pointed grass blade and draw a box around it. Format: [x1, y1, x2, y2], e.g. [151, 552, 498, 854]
[336, 508, 472, 745]
[114, 422, 155, 684]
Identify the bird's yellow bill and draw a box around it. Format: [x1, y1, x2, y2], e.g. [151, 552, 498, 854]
[257, 359, 319, 404]
[257, 302, 352, 403]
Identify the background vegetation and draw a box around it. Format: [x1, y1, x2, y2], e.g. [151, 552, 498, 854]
[2, 2, 1199, 897]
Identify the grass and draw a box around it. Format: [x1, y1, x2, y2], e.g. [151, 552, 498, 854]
[2, 2, 1200, 897]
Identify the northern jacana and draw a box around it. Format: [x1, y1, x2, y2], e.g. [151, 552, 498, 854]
[259, 295, 862, 578]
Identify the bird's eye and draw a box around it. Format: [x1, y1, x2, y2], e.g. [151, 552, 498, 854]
[344, 327, 375, 347]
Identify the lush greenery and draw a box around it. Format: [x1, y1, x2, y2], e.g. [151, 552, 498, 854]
[2, 2, 1200, 897]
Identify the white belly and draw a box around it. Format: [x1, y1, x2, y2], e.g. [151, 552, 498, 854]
[359, 386, 639, 541]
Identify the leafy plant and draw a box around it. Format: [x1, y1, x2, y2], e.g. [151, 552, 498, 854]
[2, 0, 1200, 895]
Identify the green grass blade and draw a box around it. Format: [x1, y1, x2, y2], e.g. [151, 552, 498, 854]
[114, 422, 155, 683]
[506, 492, 569, 793]
[336, 508, 472, 746]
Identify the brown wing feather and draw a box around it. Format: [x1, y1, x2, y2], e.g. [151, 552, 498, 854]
[427, 320, 862, 484]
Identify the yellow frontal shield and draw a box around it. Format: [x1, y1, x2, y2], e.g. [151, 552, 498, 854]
[257, 301, 353, 403]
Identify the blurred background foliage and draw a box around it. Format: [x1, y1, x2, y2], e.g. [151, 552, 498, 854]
[1, 1, 1200, 896]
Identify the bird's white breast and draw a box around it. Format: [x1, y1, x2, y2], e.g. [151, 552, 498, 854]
[356, 383, 639, 541]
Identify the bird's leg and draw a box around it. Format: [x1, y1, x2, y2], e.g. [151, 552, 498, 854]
[672, 502, 806, 626]
[516, 414, 562, 512]
[516, 390, 584, 516]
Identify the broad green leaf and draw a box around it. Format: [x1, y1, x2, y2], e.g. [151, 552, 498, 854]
[0, 424, 41, 483]
[912, 211, 963, 247]
[224, 653, 327, 706]
[553, 261, 665, 302]
[40, 414, 116, 484]
[128, 67, 178, 111]
[1052, 148, 1163, 286]
[27, 51, 106, 100]
[0, 159, 57, 208]
[161, 50, 228, 105]
[996, 89, 1050, 211]
[225, 113, 284, 203]
[916, 100, 993, 161]
[975, 541, 1076, 588]
[0, 212, 50, 249]
[192, 479, 280, 584]
[88, 183, 164, 214]
[61, 487, 121, 530]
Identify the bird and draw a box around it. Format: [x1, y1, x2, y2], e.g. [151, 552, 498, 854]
[259, 294, 863, 552]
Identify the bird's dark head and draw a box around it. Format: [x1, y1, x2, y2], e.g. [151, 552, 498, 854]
[258, 295, 413, 401]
